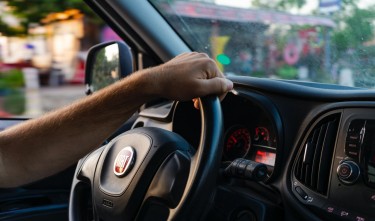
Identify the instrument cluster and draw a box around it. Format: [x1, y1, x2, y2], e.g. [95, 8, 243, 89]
[221, 93, 279, 171]
[223, 125, 277, 167]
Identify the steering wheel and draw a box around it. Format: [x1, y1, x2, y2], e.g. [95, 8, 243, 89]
[69, 96, 223, 221]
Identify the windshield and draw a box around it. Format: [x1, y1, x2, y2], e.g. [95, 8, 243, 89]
[151, 0, 375, 88]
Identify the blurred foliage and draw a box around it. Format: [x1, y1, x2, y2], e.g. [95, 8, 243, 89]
[0, 0, 102, 36]
[0, 69, 25, 115]
[251, 0, 375, 54]
[252, 0, 306, 10]
[0, 69, 25, 90]
[3, 89, 25, 115]
[277, 65, 298, 79]
[332, 8, 375, 52]
[251, 71, 266, 78]
[0, 17, 25, 36]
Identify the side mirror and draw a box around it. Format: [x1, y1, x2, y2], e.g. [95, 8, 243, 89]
[85, 41, 134, 95]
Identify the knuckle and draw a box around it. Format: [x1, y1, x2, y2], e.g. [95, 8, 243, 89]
[202, 58, 216, 68]
[198, 52, 209, 58]
[220, 79, 227, 92]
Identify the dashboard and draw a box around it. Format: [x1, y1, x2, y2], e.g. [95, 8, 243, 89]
[134, 76, 375, 221]
[172, 91, 281, 179]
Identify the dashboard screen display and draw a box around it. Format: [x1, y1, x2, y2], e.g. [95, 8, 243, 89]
[255, 150, 276, 166]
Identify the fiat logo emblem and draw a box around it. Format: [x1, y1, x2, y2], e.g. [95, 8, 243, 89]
[113, 146, 136, 177]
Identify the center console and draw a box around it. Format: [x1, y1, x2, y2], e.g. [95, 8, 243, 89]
[292, 109, 375, 221]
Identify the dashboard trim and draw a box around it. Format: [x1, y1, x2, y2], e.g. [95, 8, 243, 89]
[230, 88, 284, 183]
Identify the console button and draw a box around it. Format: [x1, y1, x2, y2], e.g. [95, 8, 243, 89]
[337, 160, 360, 185]
[322, 204, 345, 217]
[354, 215, 367, 221]
[322, 204, 337, 214]
[349, 212, 368, 221]
[345, 142, 360, 159]
[346, 142, 360, 150]
[295, 186, 308, 200]
[346, 133, 360, 142]
[322, 204, 368, 221]
[339, 209, 350, 218]
[348, 120, 365, 134]
[338, 164, 351, 178]
[345, 149, 359, 159]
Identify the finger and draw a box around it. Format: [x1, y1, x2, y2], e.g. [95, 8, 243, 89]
[219, 91, 228, 101]
[193, 98, 200, 110]
[199, 77, 233, 96]
[202, 58, 223, 79]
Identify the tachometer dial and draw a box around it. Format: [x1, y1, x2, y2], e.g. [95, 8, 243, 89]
[224, 126, 251, 161]
[254, 127, 271, 146]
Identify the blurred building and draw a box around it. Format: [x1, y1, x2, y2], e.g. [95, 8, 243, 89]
[0, 8, 120, 86]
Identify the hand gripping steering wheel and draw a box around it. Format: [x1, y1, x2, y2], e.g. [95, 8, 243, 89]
[69, 96, 223, 221]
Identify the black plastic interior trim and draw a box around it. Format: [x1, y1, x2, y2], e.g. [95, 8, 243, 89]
[230, 76, 375, 101]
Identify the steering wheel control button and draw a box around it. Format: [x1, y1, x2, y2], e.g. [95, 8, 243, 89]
[295, 186, 308, 200]
[337, 160, 360, 185]
[237, 160, 248, 176]
[113, 146, 136, 177]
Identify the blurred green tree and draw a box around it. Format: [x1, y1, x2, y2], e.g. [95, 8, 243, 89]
[332, 7, 375, 52]
[252, 0, 375, 53]
[0, 0, 101, 36]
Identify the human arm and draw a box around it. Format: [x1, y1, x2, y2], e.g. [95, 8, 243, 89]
[0, 52, 233, 188]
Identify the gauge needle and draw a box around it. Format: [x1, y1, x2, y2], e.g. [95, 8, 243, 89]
[232, 137, 238, 143]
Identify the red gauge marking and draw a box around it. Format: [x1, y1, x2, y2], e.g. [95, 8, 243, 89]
[224, 127, 251, 161]
[254, 127, 270, 143]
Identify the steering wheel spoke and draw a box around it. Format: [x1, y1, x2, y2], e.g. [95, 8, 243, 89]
[77, 147, 104, 183]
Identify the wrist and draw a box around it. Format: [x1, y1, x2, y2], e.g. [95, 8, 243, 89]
[136, 66, 165, 100]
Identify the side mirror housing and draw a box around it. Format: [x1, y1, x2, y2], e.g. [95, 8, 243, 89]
[85, 41, 134, 95]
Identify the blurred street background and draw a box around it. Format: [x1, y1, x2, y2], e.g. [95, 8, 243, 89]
[0, 0, 121, 118]
[1, 0, 375, 118]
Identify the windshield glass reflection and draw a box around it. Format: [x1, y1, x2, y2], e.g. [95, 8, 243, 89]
[91, 44, 120, 92]
[151, 0, 375, 88]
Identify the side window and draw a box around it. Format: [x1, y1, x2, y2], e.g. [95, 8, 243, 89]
[0, 2, 121, 118]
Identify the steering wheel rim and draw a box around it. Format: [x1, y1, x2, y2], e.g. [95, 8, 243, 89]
[69, 96, 223, 221]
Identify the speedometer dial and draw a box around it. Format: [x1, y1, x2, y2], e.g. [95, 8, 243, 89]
[224, 126, 251, 161]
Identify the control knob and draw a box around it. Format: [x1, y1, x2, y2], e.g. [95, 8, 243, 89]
[337, 160, 360, 185]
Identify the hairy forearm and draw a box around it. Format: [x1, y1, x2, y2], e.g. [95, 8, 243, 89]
[0, 52, 233, 188]
[0, 69, 158, 187]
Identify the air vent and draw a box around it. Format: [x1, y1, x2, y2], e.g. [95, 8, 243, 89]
[294, 114, 340, 195]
